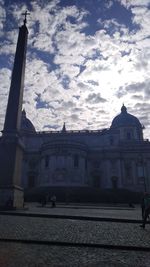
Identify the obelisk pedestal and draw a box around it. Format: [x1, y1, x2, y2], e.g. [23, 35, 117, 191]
[0, 135, 24, 209]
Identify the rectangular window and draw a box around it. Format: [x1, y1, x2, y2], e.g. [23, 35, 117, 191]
[74, 154, 79, 168]
[137, 165, 143, 177]
[137, 165, 144, 184]
[85, 159, 87, 170]
[124, 161, 133, 184]
[28, 176, 35, 188]
[45, 155, 49, 168]
[110, 136, 114, 145]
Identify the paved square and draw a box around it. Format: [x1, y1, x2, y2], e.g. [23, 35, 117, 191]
[0, 203, 150, 266]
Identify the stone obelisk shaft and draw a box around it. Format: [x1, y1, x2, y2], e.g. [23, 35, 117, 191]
[0, 21, 28, 209]
[3, 24, 28, 134]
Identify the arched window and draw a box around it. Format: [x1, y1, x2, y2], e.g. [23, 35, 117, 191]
[127, 132, 131, 140]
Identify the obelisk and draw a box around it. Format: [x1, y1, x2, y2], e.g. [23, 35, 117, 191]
[0, 12, 29, 209]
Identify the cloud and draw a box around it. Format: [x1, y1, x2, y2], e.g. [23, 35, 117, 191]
[104, 1, 113, 9]
[118, 0, 150, 8]
[124, 82, 146, 93]
[133, 102, 150, 129]
[131, 94, 143, 101]
[0, 0, 150, 139]
[86, 93, 107, 104]
[29, 1, 88, 54]
[116, 80, 150, 99]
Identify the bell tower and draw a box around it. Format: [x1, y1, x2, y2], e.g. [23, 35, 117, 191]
[0, 12, 29, 209]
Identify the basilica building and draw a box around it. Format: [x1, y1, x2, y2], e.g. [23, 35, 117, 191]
[21, 104, 150, 195]
[1, 17, 150, 208]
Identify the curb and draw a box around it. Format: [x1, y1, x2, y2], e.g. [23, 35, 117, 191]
[0, 211, 147, 224]
[0, 238, 150, 252]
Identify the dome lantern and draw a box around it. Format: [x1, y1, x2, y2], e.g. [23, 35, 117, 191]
[121, 104, 127, 114]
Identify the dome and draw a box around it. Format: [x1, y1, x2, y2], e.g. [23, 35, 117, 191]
[111, 105, 142, 129]
[21, 110, 36, 133]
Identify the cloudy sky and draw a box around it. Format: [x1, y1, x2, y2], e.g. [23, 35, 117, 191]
[0, 0, 150, 138]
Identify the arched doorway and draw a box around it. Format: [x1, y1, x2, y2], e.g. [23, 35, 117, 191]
[92, 171, 101, 188]
[28, 173, 35, 188]
[111, 176, 118, 189]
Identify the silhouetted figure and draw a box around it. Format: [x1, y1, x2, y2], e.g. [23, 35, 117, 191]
[51, 195, 56, 208]
[140, 193, 150, 229]
[46, 193, 49, 203]
[129, 202, 134, 208]
[141, 192, 148, 219]
[41, 196, 47, 207]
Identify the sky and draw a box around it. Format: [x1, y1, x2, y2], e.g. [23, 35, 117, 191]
[0, 0, 150, 138]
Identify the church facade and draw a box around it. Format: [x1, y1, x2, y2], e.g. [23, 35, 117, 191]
[1, 17, 150, 207]
[21, 105, 150, 194]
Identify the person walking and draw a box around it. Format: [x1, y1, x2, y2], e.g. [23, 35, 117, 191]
[141, 192, 147, 219]
[140, 193, 150, 229]
[41, 195, 47, 207]
[51, 195, 56, 208]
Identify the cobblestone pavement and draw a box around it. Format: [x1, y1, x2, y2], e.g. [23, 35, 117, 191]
[0, 204, 150, 266]
[0, 215, 150, 247]
[0, 242, 150, 267]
